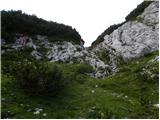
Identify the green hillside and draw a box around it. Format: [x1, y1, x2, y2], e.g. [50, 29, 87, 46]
[2, 51, 158, 119]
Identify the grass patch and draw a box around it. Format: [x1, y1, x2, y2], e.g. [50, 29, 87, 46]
[1, 51, 159, 118]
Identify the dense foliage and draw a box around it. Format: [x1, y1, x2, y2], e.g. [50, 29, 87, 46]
[2, 51, 64, 95]
[125, 1, 153, 21]
[1, 10, 83, 44]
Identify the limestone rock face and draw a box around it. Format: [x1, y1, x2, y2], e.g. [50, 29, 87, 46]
[92, 1, 159, 74]
[140, 2, 159, 26]
[47, 41, 110, 78]
[47, 41, 84, 62]
[2, 34, 109, 78]
[102, 21, 158, 61]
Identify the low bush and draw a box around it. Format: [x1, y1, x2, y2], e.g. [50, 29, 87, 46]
[140, 62, 158, 84]
[76, 63, 94, 74]
[11, 60, 67, 95]
[75, 74, 87, 84]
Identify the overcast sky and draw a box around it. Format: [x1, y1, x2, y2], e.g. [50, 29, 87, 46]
[0, 0, 143, 46]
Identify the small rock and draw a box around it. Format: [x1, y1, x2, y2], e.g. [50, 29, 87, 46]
[153, 104, 159, 108]
[35, 108, 39, 111]
[91, 90, 95, 93]
[20, 104, 24, 106]
[33, 111, 40, 115]
[38, 109, 43, 112]
[124, 96, 128, 98]
[151, 56, 159, 62]
[43, 113, 47, 116]
[2, 98, 5, 101]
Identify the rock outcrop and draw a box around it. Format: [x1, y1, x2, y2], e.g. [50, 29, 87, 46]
[2, 34, 110, 78]
[91, 1, 159, 74]
[1, 1, 159, 79]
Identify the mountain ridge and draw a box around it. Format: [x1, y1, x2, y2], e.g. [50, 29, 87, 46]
[1, 1, 159, 78]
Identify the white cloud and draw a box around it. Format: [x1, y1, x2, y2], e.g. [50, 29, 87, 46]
[0, 0, 143, 46]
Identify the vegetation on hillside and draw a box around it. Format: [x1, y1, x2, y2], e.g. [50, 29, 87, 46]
[2, 49, 93, 96]
[1, 10, 83, 44]
[1, 51, 159, 118]
[1, 2, 158, 118]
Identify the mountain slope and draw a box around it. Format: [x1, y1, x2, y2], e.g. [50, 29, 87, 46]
[90, 1, 159, 76]
[1, 11, 110, 78]
[2, 2, 159, 78]
[2, 51, 158, 119]
[1, 1, 159, 119]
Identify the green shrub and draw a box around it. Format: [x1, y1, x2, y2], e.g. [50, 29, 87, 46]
[1, 48, 35, 62]
[12, 60, 67, 95]
[75, 74, 87, 84]
[76, 64, 94, 74]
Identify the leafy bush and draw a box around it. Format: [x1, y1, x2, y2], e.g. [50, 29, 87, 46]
[75, 74, 87, 84]
[10, 60, 67, 95]
[2, 46, 35, 60]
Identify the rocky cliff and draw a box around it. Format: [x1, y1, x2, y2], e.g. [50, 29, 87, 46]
[2, 34, 110, 78]
[91, 1, 159, 76]
[1, 1, 159, 78]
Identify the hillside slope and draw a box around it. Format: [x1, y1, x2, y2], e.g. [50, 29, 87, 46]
[90, 1, 159, 77]
[1, 1, 159, 119]
[1, 11, 110, 78]
[2, 51, 159, 119]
